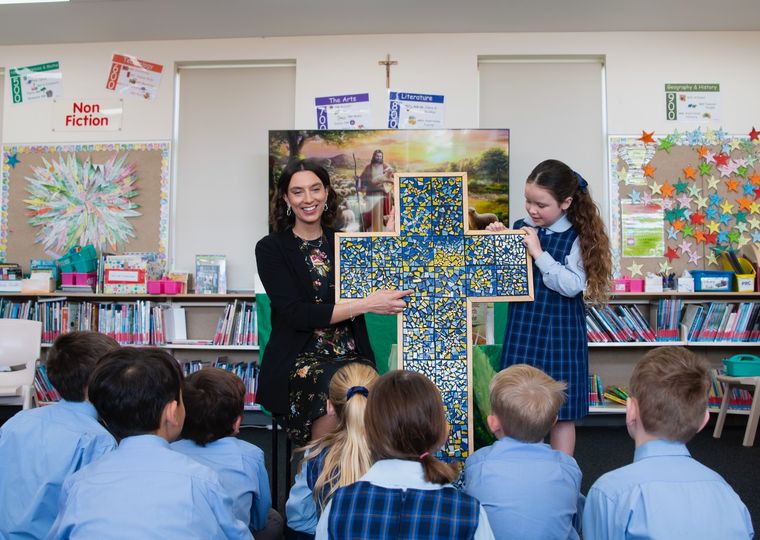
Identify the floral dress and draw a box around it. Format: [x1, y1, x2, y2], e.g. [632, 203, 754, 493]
[285, 233, 373, 446]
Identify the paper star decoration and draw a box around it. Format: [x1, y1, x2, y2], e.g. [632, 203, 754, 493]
[665, 247, 680, 262]
[707, 220, 721, 233]
[642, 163, 656, 178]
[728, 230, 741, 244]
[693, 194, 708, 209]
[681, 224, 695, 237]
[749, 216, 760, 229]
[706, 251, 719, 265]
[639, 131, 655, 144]
[749, 172, 760, 186]
[698, 162, 712, 176]
[674, 180, 689, 194]
[659, 137, 675, 152]
[726, 178, 740, 192]
[678, 239, 693, 254]
[690, 212, 706, 225]
[6, 153, 20, 168]
[750, 127, 760, 142]
[677, 194, 692, 208]
[688, 251, 702, 265]
[640, 192, 654, 206]
[661, 182, 675, 198]
[658, 261, 673, 274]
[738, 235, 751, 248]
[627, 262, 644, 277]
[667, 226, 679, 240]
[753, 231, 760, 243]
[707, 176, 720, 190]
[628, 190, 642, 204]
[705, 232, 718, 245]
[738, 198, 753, 211]
[715, 153, 730, 167]
[694, 230, 706, 243]
[696, 146, 710, 158]
[649, 180, 663, 195]
[720, 199, 735, 214]
[683, 166, 697, 180]
[662, 197, 675, 210]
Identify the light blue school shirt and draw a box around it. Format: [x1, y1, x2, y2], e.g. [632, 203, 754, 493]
[523, 214, 586, 297]
[46, 434, 252, 540]
[171, 436, 271, 531]
[0, 400, 116, 540]
[583, 439, 753, 540]
[463, 435, 583, 540]
[286, 451, 319, 534]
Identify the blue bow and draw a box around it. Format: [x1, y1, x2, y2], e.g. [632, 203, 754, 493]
[574, 171, 588, 192]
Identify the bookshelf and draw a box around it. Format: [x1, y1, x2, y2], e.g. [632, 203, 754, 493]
[588, 292, 760, 415]
[0, 292, 261, 410]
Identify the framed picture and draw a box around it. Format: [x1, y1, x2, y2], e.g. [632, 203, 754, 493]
[195, 254, 227, 294]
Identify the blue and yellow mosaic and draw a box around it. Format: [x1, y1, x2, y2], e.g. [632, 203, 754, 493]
[337, 174, 532, 460]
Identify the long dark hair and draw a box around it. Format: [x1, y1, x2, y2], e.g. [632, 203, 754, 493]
[365, 370, 457, 485]
[527, 159, 611, 304]
[271, 159, 338, 232]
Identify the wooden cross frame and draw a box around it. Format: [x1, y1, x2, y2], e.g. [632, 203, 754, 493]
[336, 172, 533, 460]
[378, 54, 397, 89]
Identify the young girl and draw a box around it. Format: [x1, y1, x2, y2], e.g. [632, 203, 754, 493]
[286, 362, 378, 539]
[488, 159, 611, 456]
[315, 370, 495, 540]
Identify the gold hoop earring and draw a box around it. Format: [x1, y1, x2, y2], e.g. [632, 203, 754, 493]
[286, 206, 292, 216]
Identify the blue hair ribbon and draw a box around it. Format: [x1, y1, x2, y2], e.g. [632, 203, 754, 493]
[574, 171, 588, 192]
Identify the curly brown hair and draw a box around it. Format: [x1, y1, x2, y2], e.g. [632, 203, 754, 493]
[271, 159, 338, 232]
[527, 159, 611, 304]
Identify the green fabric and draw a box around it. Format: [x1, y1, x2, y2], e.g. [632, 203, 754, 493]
[473, 344, 503, 448]
[365, 314, 397, 374]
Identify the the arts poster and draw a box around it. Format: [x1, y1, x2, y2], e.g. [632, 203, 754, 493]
[315, 93, 372, 130]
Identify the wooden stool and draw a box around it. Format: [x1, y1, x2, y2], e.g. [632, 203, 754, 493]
[713, 374, 760, 447]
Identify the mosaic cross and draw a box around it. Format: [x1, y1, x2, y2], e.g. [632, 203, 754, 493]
[336, 172, 533, 460]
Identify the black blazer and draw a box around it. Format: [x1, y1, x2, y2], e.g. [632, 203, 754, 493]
[254, 227, 374, 415]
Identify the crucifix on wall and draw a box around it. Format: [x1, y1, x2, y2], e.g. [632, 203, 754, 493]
[336, 172, 533, 460]
[378, 54, 397, 89]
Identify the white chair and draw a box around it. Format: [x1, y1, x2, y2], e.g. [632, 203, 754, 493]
[0, 319, 42, 410]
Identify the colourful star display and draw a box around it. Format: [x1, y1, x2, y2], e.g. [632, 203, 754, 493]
[336, 173, 533, 460]
[610, 128, 760, 277]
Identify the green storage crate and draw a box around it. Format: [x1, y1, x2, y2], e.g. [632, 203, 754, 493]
[723, 354, 760, 377]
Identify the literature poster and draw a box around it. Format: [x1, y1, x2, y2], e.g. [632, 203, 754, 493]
[665, 83, 720, 122]
[105, 53, 164, 100]
[609, 128, 760, 277]
[269, 129, 509, 234]
[621, 200, 664, 258]
[9, 61, 63, 104]
[387, 91, 445, 129]
[315, 93, 371, 130]
[1, 142, 170, 272]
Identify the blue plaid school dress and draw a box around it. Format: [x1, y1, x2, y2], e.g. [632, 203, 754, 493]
[327, 482, 480, 540]
[500, 218, 588, 420]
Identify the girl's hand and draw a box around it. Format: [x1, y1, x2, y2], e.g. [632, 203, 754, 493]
[363, 289, 413, 315]
[485, 221, 507, 232]
[521, 226, 543, 259]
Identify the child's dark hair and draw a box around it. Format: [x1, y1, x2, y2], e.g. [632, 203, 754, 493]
[527, 159, 612, 303]
[180, 368, 245, 446]
[365, 370, 457, 485]
[45, 331, 120, 402]
[630, 347, 710, 443]
[88, 347, 184, 441]
[271, 159, 338, 232]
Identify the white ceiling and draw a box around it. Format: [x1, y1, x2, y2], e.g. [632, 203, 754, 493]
[0, 0, 759, 46]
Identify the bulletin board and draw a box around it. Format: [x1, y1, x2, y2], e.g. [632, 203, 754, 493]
[609, 128, 760, 278]
[1, 142, 170, 271]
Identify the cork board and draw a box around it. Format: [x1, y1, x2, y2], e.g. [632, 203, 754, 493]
[1, 142, 170, 272]
[609, 129, 760, 278]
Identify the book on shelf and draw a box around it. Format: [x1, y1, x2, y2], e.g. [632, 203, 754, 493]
[588, 373, 628, 408]
[178, 358, 259, 407]
[164, 306, 188, 342]
[709, 368, 753, 409]
[212, 300, 257, 346]
[195, 255, 227, 294]
[34, 364, 61, 404]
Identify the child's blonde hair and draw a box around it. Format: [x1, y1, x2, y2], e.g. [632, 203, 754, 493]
[527, 159, 612, 304]
[630, 347, 710, 443]
[301, 362, 378, 510]
[490, 364, 567, 442]
[365, 370, 458, 485]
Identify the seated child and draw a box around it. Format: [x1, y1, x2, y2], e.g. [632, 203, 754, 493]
[171, 367, 283, 540]
[464, 364, 583, 539]
[583, 347, 753, 539]
[286, 361, 378, 539]
[47, 347, 252, 539]
[0, 331, 120, 540]
[315, 369, 495, 540]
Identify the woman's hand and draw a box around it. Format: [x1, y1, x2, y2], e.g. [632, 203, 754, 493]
[363, 289, 413, 315]
[485, 221, 507, 232]
[520, 226, 543, 259]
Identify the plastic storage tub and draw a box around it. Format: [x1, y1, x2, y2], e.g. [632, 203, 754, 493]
[724, 354, 760, 377]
